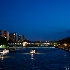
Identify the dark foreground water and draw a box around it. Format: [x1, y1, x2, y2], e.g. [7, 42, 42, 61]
[0, 47, 70, 70]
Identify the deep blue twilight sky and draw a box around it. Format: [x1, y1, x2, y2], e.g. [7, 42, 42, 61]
[0, 0, 70, 41]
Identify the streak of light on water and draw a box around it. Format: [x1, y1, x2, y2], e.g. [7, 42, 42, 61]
[26, 47, 55, 48]
[22, 52, 44, 54]
[0, 56, 10, 60]
[0, 56, 10, 58]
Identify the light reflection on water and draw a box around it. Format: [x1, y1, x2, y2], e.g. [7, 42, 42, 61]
[0, 47, 70, 70]
[0, 56, 10, 61]
[23, 52, 44, 54]
[23, 52, 45, 60]
[64, 66, 69, 70]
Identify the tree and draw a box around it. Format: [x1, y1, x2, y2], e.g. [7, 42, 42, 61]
[0, 37, 8, 45]
[8, 39, 14, 43]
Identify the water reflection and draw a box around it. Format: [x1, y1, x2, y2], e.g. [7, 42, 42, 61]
[0, 48, 70, 70]
[0, 55, 10, 61]
[65, 66, 69, 70]
[0, 56, 4, 60]
[30, 54, 34, 59]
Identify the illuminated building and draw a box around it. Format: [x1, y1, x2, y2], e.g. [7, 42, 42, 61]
[18, 35, 25, 42]
[9, 32, 18, 41]
[0, 30, 9, 41]
[3, 31, 9, 41]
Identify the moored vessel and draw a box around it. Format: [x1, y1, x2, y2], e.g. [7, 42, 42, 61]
[30, 49, 35, 54]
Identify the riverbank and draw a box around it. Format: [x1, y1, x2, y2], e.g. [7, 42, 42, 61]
[58, 45, 70, 51]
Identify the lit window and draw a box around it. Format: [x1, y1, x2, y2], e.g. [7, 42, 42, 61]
[13, 33, 15, 35]
[5, 37, 6, 38]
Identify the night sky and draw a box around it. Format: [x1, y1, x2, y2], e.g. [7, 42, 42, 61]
[0, 0, 70, 41]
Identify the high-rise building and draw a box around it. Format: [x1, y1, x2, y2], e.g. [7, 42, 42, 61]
[0, 30, 3, 37]
[18, 35, 25, 42]
[3, 31, 9, 41]
[9, 32, 18, 41]
[0, 30, 9, 41]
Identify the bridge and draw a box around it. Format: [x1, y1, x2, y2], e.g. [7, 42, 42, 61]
[8, 41, 58, 47]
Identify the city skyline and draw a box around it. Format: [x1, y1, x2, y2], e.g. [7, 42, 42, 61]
[0, 30, 25, 42]
[0, 0, 70, 41]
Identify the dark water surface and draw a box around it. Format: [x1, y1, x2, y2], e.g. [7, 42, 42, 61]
[0, 47, 70, 70]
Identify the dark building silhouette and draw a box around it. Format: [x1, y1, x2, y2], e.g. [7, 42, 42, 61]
[9, 32, 18, 41]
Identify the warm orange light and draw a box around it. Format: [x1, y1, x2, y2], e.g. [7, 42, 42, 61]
[23, 42, 28, 46]
[63, 43, 67, 46]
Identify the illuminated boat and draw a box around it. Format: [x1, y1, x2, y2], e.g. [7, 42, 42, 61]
[30, 49, 35, 54]
[0, 49, 9, 56]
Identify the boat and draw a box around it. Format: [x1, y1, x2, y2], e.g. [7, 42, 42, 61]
[0, 49, 9, 56]
[30, 49, 35, 54]
[2, 49, 9, 54]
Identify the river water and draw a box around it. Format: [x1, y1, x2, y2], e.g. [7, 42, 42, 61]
[0, 47, 70, 70]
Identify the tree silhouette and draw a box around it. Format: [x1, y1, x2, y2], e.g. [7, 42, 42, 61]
[0, 37, 8, 45]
